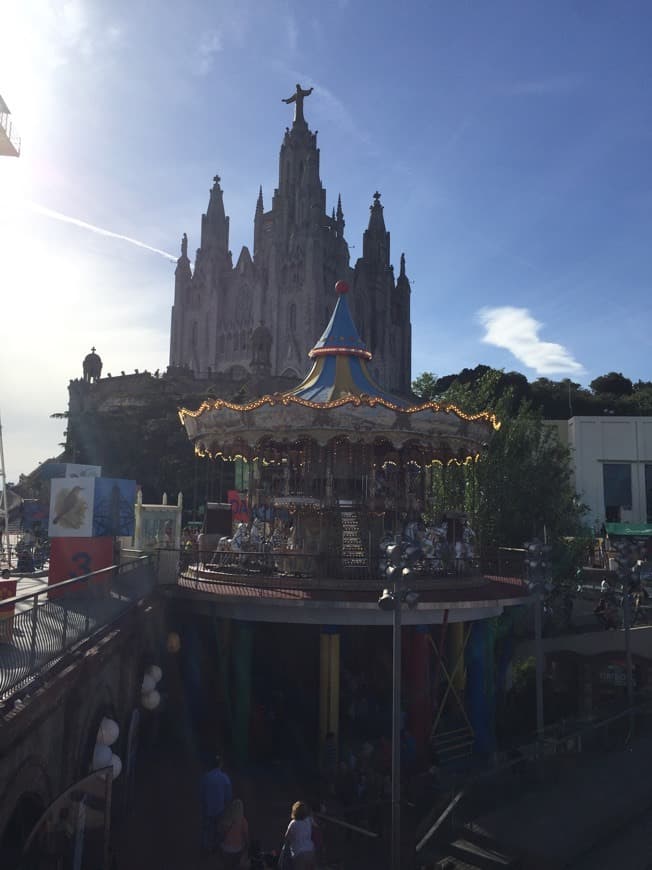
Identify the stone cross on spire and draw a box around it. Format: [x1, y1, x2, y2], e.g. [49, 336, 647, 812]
[282, 83, 314, 125]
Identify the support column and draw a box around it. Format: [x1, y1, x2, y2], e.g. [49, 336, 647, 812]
[319, 626, 340, 754]
[232, 621, 253, 764]
[449, 621, 466, 695]
[466, 621, 492, 756]
[406, 626, 431, 762]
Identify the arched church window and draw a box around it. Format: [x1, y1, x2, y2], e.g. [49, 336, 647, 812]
[240, 330, 246, 350]
[192, 322, 198, 347]
[233, 332, 239, 351]
[289, 303, 296, 331]
[219, 335, 225, 355]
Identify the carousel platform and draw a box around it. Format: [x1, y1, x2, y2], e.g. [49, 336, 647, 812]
[171, 566, 530, 626]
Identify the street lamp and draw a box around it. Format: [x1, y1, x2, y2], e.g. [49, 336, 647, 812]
[611, 538, 637, 732]
[524, 538, 552, 754]
[378, 538, 420, 870]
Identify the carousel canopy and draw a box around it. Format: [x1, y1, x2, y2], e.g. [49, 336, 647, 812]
[289, 281, 408, 406]
[179, 281, 500, 465]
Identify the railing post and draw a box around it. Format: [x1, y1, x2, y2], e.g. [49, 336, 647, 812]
[28, 593, 39, 671]
[62, 600, 69, 649]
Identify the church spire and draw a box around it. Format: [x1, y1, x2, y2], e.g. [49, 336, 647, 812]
[336, 194, 345, 234]
[201, 174, 230, 254]
[396, 252, 410, 292]
[362, 191, 390, 265]
[254, 185, 265, 259]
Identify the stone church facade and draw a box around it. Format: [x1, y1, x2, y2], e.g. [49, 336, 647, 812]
[169, 86, 412, 394]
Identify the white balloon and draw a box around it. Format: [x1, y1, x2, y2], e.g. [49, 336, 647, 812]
[92, 744, 112, 771]
[141, 673, 156, 694]
[97, 717, 120, 747]
[146, 664, 163, 684]
[141, 689, 161, 710]
[111, 753, 122, 780]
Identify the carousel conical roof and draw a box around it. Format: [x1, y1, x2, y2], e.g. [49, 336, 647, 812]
[288, 281, 408, 406]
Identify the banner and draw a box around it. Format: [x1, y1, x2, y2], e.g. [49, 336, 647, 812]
[228, 490, 250, 524]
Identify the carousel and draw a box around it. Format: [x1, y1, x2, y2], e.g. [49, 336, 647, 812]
[177, 281, 529, 767]
[179, 280, 500, 581]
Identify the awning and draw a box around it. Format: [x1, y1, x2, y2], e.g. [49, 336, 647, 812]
[605, 522, 652, 538]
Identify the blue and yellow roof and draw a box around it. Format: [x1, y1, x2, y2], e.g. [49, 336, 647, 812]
[288, 281, 409, 406]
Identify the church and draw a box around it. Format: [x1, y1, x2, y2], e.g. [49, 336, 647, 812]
[169, 84, 412, 395]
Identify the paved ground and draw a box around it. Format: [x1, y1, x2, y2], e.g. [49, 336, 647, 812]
[472, 733, 652, 869]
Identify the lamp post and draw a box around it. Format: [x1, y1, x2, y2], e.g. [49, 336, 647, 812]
[612, 538, 636, 733]
[524, 539, 552, 753]
[378, 539, 420, 870]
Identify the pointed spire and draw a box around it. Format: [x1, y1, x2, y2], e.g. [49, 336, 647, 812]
[201, 173, 229, 253]
[362, 191, 390, 265]
[256, 185, 264, 215]
[180, 232, 188, 259]
[337, 194, 343, 221]
[400, 252, 406, 278]
[367, 191, 386, 233]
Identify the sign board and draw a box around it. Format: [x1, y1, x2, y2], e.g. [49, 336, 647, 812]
[92, 478, 136, 537]
[48, 478, 95, 538]
[48, 536, 114, 594]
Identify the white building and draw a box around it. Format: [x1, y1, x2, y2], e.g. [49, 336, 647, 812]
[551, 417, 652, 527]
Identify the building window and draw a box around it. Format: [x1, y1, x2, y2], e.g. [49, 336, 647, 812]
[240, 330, 246, 351]
[603, 463, 632, 522]
[646, 465, 652, 524]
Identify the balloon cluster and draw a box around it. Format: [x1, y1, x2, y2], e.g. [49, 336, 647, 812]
[92, 716, 122, 780]
[141, 664, 163, 711]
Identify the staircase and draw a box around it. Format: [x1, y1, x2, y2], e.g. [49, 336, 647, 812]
[338, 502, 368, 574]
[432, 725, 475, 765]
[435, 825, 522, 869]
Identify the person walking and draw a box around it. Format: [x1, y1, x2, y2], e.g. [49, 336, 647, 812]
[281, 801, 315, 870]
[199, 754, 232, 854]
[219, 798, 249, 869]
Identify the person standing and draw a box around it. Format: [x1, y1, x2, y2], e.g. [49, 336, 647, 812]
[199, 754, 232, 854]
[219, 799, 249, 869]
[282, 801, 315, 870]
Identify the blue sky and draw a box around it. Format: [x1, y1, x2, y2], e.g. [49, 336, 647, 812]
[1, 0, 651, 480]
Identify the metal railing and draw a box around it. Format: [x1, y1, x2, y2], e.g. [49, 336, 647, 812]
[0, 110, 21, 154]
[0, 556, 154, 701]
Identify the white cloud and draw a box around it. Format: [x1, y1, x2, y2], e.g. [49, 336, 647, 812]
[286, 14, 298, 53]
[25, 202, 177, 262]
[193, 29, 223, 76]
[478, 306, 585, 376]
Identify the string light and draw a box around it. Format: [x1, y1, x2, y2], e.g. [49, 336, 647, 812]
[178, 394, 501, 431]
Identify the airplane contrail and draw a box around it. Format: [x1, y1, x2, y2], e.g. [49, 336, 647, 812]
[25, 201, 177, 262]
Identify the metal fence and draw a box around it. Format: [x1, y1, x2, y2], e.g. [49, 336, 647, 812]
[0, 556, 154, 701]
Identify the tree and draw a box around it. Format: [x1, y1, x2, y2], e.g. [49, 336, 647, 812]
[426, 369, 586, 549]
[411, 372, 439, 401]
[590, 372, 634, 397]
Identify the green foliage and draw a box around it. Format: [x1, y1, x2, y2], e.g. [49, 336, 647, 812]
[418, 366, 652, 419]
[590, 371, 634, 397]
[411, 371, 439, 401]
[424, 368, 587, 548]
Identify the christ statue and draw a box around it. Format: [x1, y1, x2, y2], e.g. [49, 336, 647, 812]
[282, 83, 313, 125]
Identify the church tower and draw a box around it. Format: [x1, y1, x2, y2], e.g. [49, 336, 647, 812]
[169, 85, 411, 392]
